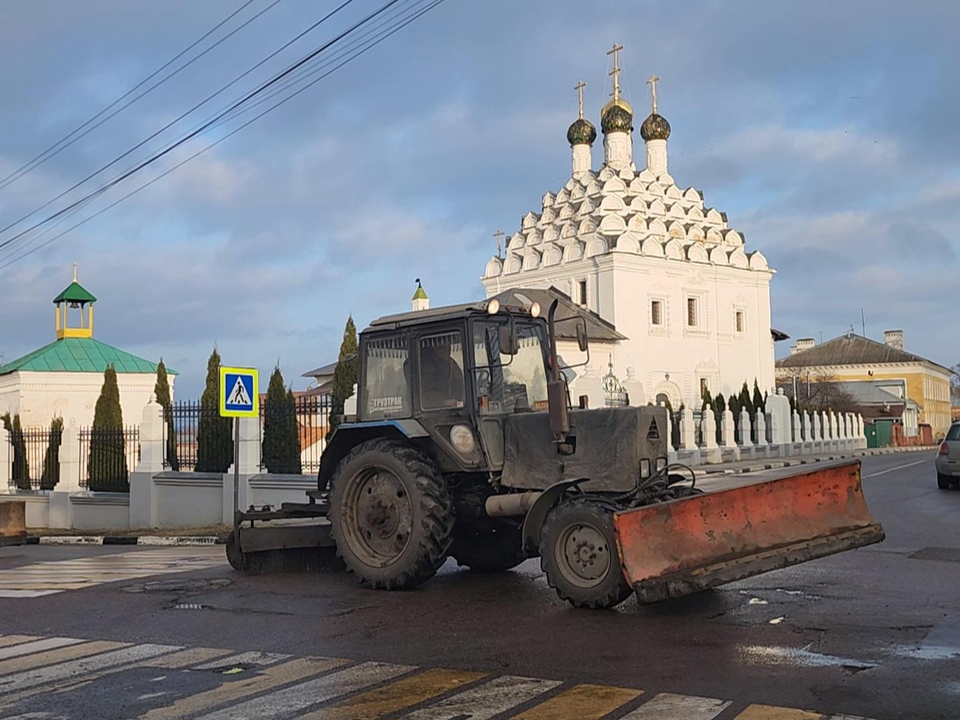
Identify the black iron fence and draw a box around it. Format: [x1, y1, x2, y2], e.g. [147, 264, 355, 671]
[79, 426, 139, 492]
[162, 394, 333, 476]
[5, 425, 62, 491]
[260, 394, 333, 474]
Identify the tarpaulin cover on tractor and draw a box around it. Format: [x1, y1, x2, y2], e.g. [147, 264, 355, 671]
[614, 461, 884, 603]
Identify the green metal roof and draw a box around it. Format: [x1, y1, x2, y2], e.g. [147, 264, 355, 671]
[0, 338, 177, 376]
[52, 281, 97, 304]
[412, 284, 428, 300]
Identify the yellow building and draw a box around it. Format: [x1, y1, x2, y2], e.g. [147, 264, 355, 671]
[776, 330, 952, 438]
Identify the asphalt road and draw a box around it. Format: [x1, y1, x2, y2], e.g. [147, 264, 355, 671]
[1, 451, 958, 720]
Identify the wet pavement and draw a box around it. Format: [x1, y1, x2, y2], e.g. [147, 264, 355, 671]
[1, 450, 958, 719]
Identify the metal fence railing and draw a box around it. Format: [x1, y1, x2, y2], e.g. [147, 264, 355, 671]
[79, 426, 139, 492]
[5, 425, 62, 491]
[163, 401, 234, 473]
[260, 394, 333, 475]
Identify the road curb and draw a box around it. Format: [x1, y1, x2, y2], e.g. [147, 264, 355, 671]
[28, 536, 225, 546]
[697, 446, 935, 477]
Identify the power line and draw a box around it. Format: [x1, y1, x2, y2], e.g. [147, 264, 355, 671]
[0, 0, 360, 245]
[0, 0, 447, 269]
[0, 0, 278, 191]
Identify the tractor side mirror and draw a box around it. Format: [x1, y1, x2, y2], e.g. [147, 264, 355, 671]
[499, 322, 519, 356]
[576, 321, 589, 353]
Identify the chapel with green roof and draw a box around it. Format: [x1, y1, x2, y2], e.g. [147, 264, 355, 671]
[0, 265, 175, 429]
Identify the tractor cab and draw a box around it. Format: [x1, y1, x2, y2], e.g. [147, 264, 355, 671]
[342, 298, 553, 477]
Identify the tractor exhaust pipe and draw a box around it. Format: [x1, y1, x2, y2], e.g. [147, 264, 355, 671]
[485, 492, 541, 517]
[546, 299, 570, 444]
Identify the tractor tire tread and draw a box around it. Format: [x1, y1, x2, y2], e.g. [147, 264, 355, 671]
[330, 438, 453, 590]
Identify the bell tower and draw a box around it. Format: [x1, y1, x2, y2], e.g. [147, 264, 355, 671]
[54, 263, 97, 340]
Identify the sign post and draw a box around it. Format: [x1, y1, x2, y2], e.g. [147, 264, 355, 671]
[219, 367, 260, 527]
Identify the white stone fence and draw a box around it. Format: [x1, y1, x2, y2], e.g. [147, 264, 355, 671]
[0, 401, 311, 531]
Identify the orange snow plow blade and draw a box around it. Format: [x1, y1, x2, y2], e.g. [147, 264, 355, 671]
[614, 461, 884, 603]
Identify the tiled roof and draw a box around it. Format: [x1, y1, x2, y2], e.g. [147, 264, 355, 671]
[0, 338, 176, 376]
[776, 333, 949, 373]
[52, 281, 97, 304]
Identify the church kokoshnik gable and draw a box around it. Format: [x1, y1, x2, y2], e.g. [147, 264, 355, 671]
[0, 265, 175, 430]
[482, 46, 779, 408]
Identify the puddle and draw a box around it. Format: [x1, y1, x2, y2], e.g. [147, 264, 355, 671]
[123, 578, 231, 594]
[893, 615, 960, 661]
[739, 644, 875, 671]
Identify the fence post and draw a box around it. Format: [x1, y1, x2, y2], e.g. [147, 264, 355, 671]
[57, 420, 82, 492]
[136, 401, 165, 473]
[623, 368, 645, 407]
[754, 409, 768, 456]
[680, 408, 697, 451]
[0, 427, 10, 489]
[721, 410, 736, 449]
[738, 408, 753, 453]
[792, 411, 802, 452]
[664, 407, 678, 463]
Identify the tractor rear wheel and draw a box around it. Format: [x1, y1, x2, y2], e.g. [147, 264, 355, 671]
[451, 518, 525, 572]
[540, 498, 632, 609]
[330, 438, 453, 590]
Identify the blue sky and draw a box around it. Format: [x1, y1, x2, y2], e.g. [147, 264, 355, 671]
[1, 0, 958, 397]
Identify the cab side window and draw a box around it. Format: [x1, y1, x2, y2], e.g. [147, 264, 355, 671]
[419, 331, 465, 410]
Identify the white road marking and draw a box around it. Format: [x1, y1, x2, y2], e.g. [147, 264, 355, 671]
[0, 549, 225, 597]
[621, 692, 731, 719]
[0, 638, 83, 661]
[194, 661, 413, 720]
[863, 459, 928, 477]
[401, 675, 562, 720]
[194, 651, 292, 670]
[0, 644, 180, 694]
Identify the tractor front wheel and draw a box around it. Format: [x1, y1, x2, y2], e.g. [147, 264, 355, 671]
[330, 439, 453, 590]
[451, 518, 526, 572]
[540, 498, 632, 609]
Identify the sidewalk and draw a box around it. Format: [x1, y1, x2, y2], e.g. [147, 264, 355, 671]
[693, 444, 935, 476]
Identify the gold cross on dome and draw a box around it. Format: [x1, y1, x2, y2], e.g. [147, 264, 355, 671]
[493, 229, 504, 258]
[607, 44, 624, 100]
[574, 81, 586, 119]
[646, 74, 661, 114]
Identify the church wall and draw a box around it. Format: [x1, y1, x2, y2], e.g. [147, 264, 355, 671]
[11, 371, 173, 429]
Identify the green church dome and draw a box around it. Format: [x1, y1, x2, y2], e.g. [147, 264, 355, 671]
[601, 99, 634, 134]
[640, 112, 671, 141]
[566, 117, 597, 146]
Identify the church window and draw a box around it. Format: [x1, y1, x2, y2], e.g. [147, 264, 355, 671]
[577, 280, 588, 306]
[686, 297, 699, 328]
[651, 300, 663, 326]
[735, 310, 745, 333]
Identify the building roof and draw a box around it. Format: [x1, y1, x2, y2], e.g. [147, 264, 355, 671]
[841, 380, 919, 409]
[52, 281, 97, 304]
[776, 332, 950, 374]
[0, 337, 175, 376]
[302, 359, 339, 380]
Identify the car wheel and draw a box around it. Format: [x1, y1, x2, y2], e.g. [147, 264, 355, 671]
[938, 472, 952, 490]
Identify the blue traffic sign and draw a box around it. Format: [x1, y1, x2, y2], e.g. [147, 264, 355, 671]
[219, 366, 259, 417]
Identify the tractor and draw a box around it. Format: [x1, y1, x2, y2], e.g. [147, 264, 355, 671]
[227, 296, 884, 609]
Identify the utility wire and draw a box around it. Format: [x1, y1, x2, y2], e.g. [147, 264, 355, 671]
[0, 0, 447, 271]
[0, 0, 359, 243]
[0, 0, 276, 191]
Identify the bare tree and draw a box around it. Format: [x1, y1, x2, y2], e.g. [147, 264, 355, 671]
[776, 368, 857, 414]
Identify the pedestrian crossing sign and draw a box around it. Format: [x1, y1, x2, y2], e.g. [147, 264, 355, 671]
[219, 366, 259, 417]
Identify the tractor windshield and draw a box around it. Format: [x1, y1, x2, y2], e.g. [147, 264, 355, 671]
[473, 321, 548, 413]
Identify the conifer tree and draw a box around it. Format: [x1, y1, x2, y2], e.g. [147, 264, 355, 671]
[740, 381, 754, 417]
[196, 348, 233, 473]
[728, 394, 741, 444]
[714, 393, 726, 443]
[752, 379, 765, 414]
[2, 413, 29, 490]
[154, 359, 178, 471]
[262, 366, 302, 474]
[701, 388, 714, 412]
[330, 315, 358, 430]
[88, 366, 127, 491]
[40, 417, 63, 490]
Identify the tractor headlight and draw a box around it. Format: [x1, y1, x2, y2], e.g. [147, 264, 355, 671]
[530, 301, 541, 318]
[487, 298, 500, 315]
[449, 425, 476, 454]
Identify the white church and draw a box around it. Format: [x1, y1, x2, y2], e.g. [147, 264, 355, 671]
[481, 47, 780, 409]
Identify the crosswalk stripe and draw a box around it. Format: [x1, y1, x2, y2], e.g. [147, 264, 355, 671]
[0, 637, 83, 661]
[401, 675, 563, 720]
[513, 683, 642, 720]
[195, 661, 415, 720]
[0, 637, 40, 649]
[142, 657, 345, 720]
[0, 590, 62, 598]
[621, 692, 732, 719]
[735, 705, 824, 720]
[194, 651, 293, 670]
[145, 647, 235, 669]
[0, 641, 128, 677]
[299, 668, 487, 720]
[0, 643, 181, 694]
